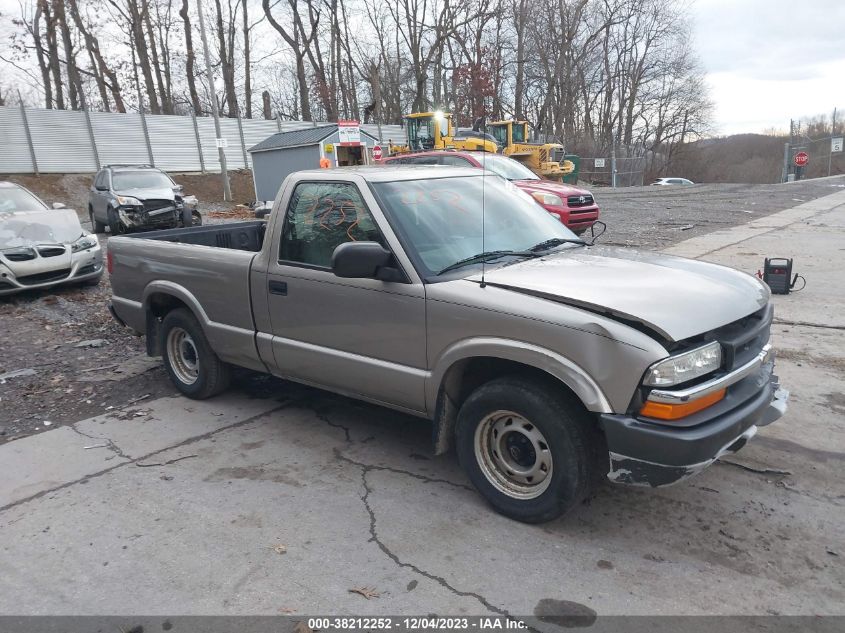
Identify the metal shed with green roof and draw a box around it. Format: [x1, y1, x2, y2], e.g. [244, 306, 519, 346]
[248, 122, 380, 202]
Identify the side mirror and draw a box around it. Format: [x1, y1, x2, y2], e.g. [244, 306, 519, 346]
[332, 242, 399, 281]
[52, 202, 66, 209]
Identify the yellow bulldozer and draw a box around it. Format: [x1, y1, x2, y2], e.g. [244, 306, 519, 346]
[388, 111, 497, 155]
[487, 120, 575, 180]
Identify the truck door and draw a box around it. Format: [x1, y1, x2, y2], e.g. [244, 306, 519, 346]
[265, 180, 427, 413]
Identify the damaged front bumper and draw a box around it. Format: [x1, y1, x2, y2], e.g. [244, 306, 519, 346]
[599, 366, 789, 487]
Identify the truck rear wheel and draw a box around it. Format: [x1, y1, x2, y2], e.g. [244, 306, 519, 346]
[455, 376, 599, 523]
[160, 308, 230, 399]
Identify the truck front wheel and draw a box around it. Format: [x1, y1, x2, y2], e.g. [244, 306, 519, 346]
[160, 308, 230, 399]
[455, 376, 600, 523]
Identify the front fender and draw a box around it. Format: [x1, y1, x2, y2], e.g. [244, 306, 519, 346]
[426, 337, 614, 415]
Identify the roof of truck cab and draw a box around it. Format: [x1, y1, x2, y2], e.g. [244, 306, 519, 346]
[293, 165, 488, 182]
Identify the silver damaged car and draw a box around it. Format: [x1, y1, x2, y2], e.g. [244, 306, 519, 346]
[0, 182, 103, 296]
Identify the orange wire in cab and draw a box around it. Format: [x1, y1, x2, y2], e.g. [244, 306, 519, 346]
[640, 388, 726, 421]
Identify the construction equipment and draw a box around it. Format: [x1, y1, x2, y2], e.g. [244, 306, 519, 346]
[388, 112, 497, 156]
[487, 120, 576, 181]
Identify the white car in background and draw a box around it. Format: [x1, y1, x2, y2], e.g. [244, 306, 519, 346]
[650, 177, 695, 185]
[0, 182, 103, 296]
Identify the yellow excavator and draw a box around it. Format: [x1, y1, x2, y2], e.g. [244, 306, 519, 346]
[487, 120, 575, 180]
[388, 111, 497, 155]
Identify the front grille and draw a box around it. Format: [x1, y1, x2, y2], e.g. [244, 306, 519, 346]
[144, 199, 175, 212]
[567, 195, 594, 207]
[145, 211, 177, 226]
[3, 249, 36, 262]
[37, 246, 66, 258]
[709, 304, 773, 371]
[17, 268, 72, 285]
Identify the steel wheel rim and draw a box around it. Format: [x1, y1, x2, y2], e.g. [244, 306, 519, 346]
[474, 410, 553, 499]
[167, 327, 199, 385]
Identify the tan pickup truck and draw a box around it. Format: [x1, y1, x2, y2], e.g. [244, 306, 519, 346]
[108, 166, 788, 523]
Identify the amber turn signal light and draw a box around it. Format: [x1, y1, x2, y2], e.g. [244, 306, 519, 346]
[640, 388, 726, 421]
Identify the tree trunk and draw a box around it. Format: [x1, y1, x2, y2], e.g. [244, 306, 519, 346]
[143, 0, 170, 113]
[33, 1, 54, 109]
[42, 0, 64, 109]
[180, 0, 202, 114]
[262, 0, 312, 121]
[262, 90, 272, 119]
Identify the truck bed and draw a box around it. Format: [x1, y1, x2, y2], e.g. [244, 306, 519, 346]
[108, 221, 266, 372]
[126, 221, 266, 252]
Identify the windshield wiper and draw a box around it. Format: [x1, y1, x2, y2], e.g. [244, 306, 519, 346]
[437, 250, 538, 275]
[528, 237, 586, 252]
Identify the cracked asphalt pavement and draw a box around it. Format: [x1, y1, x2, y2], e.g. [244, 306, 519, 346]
[1, 185, 844, 618]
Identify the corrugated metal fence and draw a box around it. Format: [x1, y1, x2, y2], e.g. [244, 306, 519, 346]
[0, 106, 406, 174]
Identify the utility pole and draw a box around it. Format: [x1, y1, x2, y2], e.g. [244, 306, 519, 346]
[610, 140, 617, 188]
[829, 107, 837, 177]
[782, 142, 790, 183]
[195, 0, 231, 201]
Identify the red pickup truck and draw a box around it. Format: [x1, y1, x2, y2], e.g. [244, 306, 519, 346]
[381, 150, 600, 234]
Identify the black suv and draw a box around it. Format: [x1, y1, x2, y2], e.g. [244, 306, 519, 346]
[88, 165, 201, 234]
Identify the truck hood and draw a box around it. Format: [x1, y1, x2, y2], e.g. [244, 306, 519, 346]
[115, 187, 177, 201]
[0, 209, 85, 249]
[468, 246, 769, 342]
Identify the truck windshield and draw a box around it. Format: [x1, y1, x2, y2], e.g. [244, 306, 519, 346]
[372, 175, 579, 277]
[475, 154, 539, 181]
[112, 171, 175, 190]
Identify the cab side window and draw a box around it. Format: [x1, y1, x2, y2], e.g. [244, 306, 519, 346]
[279, 182, 383, 268]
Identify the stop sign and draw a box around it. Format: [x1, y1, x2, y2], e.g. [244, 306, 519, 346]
[373, 145, 383, 161]
[794, 151, 809, 167]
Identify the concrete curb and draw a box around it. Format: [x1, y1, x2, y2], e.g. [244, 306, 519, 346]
[663, 189, 845, 259]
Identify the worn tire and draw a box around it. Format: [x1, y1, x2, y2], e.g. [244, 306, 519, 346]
[159, 308, 231, 399]
[89, 207, 107, 233]
[191, 209, 203, 226]
[455, 376, 600, 523]
[107, 206, 125, 235]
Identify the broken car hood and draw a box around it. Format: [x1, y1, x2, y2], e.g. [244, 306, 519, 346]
[469, 246, 769, 342]
[0, 209, 84, 249]
[115, 187, 177, 201]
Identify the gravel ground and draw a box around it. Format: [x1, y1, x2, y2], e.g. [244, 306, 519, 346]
[2, 174, 844, 442]
[593, 175, 845, 249]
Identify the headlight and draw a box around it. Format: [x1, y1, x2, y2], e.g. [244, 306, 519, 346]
[72, 235, 98, 253]
[643, 341, 722, 387]
[182, 195, 198, 207]
[531, 192, 564, 206]
[116, 195, 142, 206]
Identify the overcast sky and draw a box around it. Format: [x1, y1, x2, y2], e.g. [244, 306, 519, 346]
[1, 0, 843, 136]
[693, 0, 845, 135]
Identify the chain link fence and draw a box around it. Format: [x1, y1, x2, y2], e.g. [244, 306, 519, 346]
[0, 106, 405, 175]
[576, 155, 646, 187]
